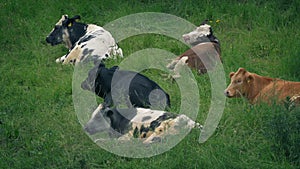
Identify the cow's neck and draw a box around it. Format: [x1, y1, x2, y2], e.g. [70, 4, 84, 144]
[247, 74, 273, 103]
[68, 23, 88, 49]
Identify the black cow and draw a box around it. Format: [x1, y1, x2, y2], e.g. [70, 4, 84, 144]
[81, 62, 171, 110]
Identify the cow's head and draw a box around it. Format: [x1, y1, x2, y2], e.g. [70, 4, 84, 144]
[81, 62, 119, 97]
[46, 15, 86, 49]
[81, 62, 105, 92]
[182, 20, 219, 46]
[84, 107, 136, 135]
[224, 68, 253, 98]
[84, 107, 112, 135]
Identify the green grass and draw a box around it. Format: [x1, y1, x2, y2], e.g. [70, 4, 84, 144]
[1, 0, 300, 168]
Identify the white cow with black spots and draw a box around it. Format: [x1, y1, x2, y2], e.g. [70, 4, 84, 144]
[46, 15, 123, 64]
[84, 106, 199, 144]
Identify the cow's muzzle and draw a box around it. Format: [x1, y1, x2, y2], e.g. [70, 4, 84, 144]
[46, 36, 59, 46]
[224, 89, 232, 98]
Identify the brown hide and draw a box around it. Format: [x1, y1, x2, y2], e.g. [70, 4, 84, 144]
[225, 68, 300, 104]
[176, 42, 221, 74]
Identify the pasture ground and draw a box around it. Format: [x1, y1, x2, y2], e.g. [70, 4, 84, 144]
[1, 0, 299, 168]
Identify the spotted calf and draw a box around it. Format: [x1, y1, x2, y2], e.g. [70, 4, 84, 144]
[46, 15, 123, 64]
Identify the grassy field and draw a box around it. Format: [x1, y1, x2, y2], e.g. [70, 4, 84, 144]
[1, 0, 300, 168]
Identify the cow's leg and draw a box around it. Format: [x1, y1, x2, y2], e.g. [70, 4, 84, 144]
[63, 46, 82, 64]
[89, 103, 104, 120]
[56, 54, 67, 63]
[170, 62, 183, 79]
[288, 94, 300, 110]
[103, 93, 113, 108]
[112, 44, 123, 58]
[161, 59, 179, 80]
[107, 45, 123, 59]
[143, 133, 162, 144]
[117, 133, 131, 141]
[172, 56, 189, 78]
[116, 47, 123, 58]
[166, 59, 179, 70]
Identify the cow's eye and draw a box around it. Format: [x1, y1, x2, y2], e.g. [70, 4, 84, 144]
[235, 79, 242, 84]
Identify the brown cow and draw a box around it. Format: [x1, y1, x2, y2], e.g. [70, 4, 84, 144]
[167, 20, 221, 78]
[224, 68, 300, 104]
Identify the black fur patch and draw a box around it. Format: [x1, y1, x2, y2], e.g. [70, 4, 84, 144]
[67, 22, 87, 48]
[141, 116, 152, 122]
[82, 48, 95, 56]
[81, 44, 87, 48]
[130, 112, 177, 138]
[81, 64, 170, 108]
[78, 35, 96, 45]
[149, 113, 176, 131]
[133, 127, 139, 138]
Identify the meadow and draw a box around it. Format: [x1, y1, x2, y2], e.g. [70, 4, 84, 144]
[1, 0, 300, 168]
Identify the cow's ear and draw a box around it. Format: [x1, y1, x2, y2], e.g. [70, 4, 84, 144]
[63, 15, 68, 20]
[71, 15, 81, 22]
[68, 22, 73, 27]
[229, 72, 235, 78]
[64, 15, 80, 27]
[98, 62, 105, 68]
[62, 19, 73, 27]
[247, 74, 253, 83]
[106, 110, 114, 117]
[200, 19, 209, 25]
[237, 68, 246, 75]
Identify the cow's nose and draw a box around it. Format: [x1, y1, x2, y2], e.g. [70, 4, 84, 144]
[46, 36, 51, 43]
[81, 81, 88, 90]
[84, 126, 91, 134]
[224, 90, 229, 97]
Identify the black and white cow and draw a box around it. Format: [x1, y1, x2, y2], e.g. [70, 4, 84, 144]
[84, 107, 197, 144]
[81, 62, 171, 110]
[167, 20, 221, 78]
[46, 15, 123, 64]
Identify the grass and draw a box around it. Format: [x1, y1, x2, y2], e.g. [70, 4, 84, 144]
[1, 0, 300, 168]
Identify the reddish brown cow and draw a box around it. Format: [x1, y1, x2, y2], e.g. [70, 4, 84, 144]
[176, 42, 221, 74]
[224, 68, 300, 104]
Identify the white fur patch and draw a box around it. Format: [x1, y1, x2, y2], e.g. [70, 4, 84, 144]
[131, 108, 166, 124]
[182, 24, 211, 45]
[56, 15, 68, 26]
[62, 24, 123, 64]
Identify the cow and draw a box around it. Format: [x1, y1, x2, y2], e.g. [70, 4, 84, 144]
[46, 15, 123, 64]
[167, 20, 221, 78]
[224, 68, 300, 104]
[84, 107, 198, 144]
[81, 62, 171, 110]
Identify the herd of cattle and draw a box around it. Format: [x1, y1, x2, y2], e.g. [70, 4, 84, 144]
[46, 15, 300, 144]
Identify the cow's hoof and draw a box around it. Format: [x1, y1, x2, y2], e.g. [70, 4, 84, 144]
[56, 58, 62, 63]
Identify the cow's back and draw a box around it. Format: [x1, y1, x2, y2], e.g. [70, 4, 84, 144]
[76, 24, 116, 61]
[256, 79, 300, 103]
[178, 42, 221, 74]
[110, 70, 170, 109]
